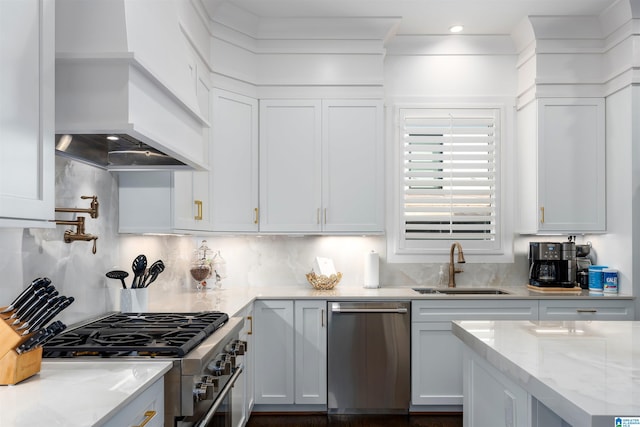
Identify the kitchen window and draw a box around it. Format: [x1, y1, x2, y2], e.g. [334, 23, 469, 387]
[390, 105, 509, 261]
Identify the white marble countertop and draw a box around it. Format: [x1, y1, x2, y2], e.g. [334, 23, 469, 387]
[0, 360, 173, 427]
[452, 320, 640, 426]
[145, 284, 634, 317]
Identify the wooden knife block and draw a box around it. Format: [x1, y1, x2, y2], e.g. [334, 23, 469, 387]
[0, 311, 42, 385]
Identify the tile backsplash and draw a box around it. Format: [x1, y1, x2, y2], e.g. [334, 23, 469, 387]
[0, 158, 531, 325]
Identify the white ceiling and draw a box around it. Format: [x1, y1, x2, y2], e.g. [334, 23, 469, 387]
[220, 0, 617, 35]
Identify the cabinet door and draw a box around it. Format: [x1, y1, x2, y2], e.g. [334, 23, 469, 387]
[173, 170, 211, 231]
[412, 322, 463, 406]
[232, 305, 254, 427]
[254, 300, 295, 404]
[294, 300, 327, 404]
[322, 100, 384, 233]
[537, 98, 605, 232]
[211, 90, 259, 232]
[259, 100, 322, 232]
[0, 0, 54, 225]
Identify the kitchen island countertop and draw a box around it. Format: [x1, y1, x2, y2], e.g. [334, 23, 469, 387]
[0, 360, 172, 427]
[452, 320, 640, 426]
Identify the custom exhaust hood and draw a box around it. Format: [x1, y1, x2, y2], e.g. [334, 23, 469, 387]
[55, 0, 208, 171]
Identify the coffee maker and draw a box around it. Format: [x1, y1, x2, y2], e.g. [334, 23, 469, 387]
[529, 242, 576, 288]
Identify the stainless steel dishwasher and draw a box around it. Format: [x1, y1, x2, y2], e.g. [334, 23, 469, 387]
[327, 301, 410, 414]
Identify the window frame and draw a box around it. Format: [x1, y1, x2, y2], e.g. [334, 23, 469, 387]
[386, 100, 515, 263]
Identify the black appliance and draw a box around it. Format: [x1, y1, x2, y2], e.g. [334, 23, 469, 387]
[528, 242, 576, 288]
[43, 312, 246, 427]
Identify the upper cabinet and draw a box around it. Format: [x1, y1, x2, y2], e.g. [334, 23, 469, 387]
[259, 99, 384, 234]
[518, 98, 605, 234]
[0, 0, 55, 227]
[210, 90, 259, 232]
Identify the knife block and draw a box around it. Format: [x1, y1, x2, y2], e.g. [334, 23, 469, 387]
[0, 313, 42, 385]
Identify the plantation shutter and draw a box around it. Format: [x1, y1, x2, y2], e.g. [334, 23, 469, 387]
[400, 108, 500, 251]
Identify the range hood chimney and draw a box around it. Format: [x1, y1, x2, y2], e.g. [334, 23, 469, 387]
[55, 0, 209, 171]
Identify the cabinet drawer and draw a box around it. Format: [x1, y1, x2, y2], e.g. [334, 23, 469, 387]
[412, 300, 538, 322]
[103, 377, 164, 427]
[539, 300, 634, 320]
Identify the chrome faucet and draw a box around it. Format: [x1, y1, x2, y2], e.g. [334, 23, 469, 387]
[448, 242, 466, 287]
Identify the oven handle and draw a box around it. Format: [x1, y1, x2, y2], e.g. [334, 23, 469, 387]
[194, 364, 244, 427]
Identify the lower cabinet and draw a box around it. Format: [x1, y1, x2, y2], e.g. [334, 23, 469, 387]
[411, 300, 538, 408]
[232, 304, 255, 427]
[103, 377, 164, 427]
[253, 300, 327, 406]
[462, 349, 530, 427]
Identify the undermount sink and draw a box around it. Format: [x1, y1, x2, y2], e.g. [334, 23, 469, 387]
[413, 287, 511, 295]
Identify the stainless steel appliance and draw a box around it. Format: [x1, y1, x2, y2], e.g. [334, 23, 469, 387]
[42, 312, 246, 427]
[327, 301, 410, 414]
[528, 242, 576, 288]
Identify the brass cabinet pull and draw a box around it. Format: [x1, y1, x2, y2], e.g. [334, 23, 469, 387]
[133, 410, 156, 427]
[194, 200, 203, 221]
[254, 208, 259, 224]
[324, 208, 327, 224]
[247, 315, 253, 335]
[540, 206, 545, 224]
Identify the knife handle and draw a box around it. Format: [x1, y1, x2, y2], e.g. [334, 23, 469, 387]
[13, 285, 54, 320]
[0, 278, 49, 314]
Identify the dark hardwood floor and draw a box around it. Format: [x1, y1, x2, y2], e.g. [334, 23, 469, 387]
[246, 413, 463, 427]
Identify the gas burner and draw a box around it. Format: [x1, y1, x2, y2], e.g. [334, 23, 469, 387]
[43, 311, 229, 358]
[91, 332, 153, 346]
[162, 329, 205, 346]
[45, 333, 86, 347]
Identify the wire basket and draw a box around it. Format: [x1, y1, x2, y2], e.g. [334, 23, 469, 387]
[305, 272, 342, 290]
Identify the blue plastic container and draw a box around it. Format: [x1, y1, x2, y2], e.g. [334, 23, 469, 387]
[588, 265, 608, 291]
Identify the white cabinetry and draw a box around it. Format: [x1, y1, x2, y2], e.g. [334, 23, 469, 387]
[518, 98, 605, 233]
[232, 305, 255, 427]
[411, 300, 538, 408]
[0, 0, 54, 227]
[294, 300, 327, 404]
[259, 99, 384, 233]
[463, 348, 530, 427]
[103, 377, 164, 427]
[118, 53, 214, 233]
[211, 89, 259, 232]
[539, 299, 634, 320]
[254, 300, 326, 406]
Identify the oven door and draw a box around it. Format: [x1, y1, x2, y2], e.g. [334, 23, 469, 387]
[192, 364, 243, 427]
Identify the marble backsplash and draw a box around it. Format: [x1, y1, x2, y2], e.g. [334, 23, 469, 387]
[0, 157, 531, 325]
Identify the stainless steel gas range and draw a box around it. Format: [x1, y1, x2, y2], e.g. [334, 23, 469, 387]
[42, 312, 246, 427]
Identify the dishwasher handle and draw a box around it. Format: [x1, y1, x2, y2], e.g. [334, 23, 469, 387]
[330, 303, 408, 314]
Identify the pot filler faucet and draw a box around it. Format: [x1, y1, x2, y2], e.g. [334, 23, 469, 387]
[449, 242, 466, 287]
[51, 196, 99, 254]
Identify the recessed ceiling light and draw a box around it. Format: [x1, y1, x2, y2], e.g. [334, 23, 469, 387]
[106, 135, 120, 141]
[449, 25, 464, 33]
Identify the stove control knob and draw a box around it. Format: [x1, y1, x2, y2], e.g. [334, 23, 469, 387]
[229, 340, 246, 355]
[201, 375, 219, 393]
[221, 353, 236, 369]
[207, 358, 231, 376]
[193, 382, 212, 401]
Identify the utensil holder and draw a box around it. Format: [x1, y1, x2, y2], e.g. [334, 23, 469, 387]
[0, 313, 42, 385]
[120, 288, 149, 312]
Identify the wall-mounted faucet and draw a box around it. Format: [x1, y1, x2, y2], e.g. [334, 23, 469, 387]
[448, 242, 466, 287]
[52, 196, 99, 254]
